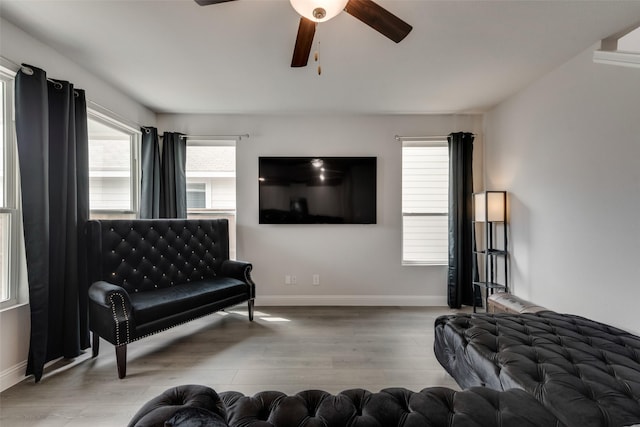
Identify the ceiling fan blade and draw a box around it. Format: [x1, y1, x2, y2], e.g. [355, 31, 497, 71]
[344, 0, 412, 43]
[291, 17, 316, 68]
[194, 0, 236, 6]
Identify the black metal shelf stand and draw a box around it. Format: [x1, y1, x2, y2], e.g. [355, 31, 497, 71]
[472, 191, 508, 313]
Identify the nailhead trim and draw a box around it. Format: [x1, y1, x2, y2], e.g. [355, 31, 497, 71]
[109, 293, 130, 346]
[123, 298, 252, 344]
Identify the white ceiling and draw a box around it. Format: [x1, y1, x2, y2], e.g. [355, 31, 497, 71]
[1, 0, 639, 115]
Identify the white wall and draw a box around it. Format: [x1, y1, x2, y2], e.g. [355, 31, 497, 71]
[0, 18, 155, 391]
[158, 113, 483, 306]
[484, 44, 640, 334]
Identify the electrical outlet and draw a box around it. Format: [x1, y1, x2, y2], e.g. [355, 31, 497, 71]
[313, 274, 320, 285]
[285, 275, 291, 285]
[291, 275, 297, 285]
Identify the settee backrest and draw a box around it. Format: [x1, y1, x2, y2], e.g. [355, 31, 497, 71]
[87, 219, 230, 294]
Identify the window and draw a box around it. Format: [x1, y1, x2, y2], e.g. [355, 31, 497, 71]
[185, 140, 237, 258]
[87, 111, 140, 219]
[593, 24, 640, 68]
[402, 139, 449, 265]
[0, 64, 19, 309]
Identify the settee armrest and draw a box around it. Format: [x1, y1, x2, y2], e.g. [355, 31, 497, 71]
[221, 260, 255, 299]
[221, 259, 252, 281]
[88, 281, 135, 346]
[89, 281, 133, 308]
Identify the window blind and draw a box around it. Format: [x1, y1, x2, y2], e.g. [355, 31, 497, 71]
[402, 141, 449, 265]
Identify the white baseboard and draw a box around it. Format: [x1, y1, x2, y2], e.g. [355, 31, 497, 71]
[0, 360, 27, 392]
[255, 295, 448, 307]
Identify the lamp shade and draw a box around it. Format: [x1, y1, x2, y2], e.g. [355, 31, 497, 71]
[474, 191, 506, 222]
[289, 0, 349, 22]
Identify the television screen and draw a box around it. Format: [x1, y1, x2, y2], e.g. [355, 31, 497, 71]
[259, 157, 377, 224]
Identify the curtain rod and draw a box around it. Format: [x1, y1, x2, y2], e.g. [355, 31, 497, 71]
[395, 133, 477, 141]
[142, 128, 249, 141]
[179, 134, 249, 141]
[2, 58, 81, 92]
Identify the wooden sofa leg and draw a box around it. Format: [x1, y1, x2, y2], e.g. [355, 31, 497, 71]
[116, 345, 127, 379]
[92, 333, 100, 358]
[248, 299, 254, 321]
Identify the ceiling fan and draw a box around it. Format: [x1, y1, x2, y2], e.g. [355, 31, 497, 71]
[195, 0, 412, 68]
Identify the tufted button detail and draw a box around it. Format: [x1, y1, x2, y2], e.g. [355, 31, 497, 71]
[135, 386, 567, 427]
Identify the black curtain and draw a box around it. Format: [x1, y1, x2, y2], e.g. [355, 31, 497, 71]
[15, 64, 90, 382]
[160, 132, 187, 218]
[140, 127, 161, 218]
[447, 132, 477, 309]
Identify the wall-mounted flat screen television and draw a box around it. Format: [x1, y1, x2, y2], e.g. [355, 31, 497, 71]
[259, 157, 377, 224]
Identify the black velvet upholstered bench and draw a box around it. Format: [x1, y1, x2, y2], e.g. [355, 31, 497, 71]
[86, 219, 255, 378]
[128, 384, 565, 427]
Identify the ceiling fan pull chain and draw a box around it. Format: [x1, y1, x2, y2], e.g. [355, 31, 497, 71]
[315, 34, 322, 76]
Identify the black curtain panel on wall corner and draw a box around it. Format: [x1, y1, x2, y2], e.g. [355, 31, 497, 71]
[15, 64, 90, 382]
[446, 132, 477, 309]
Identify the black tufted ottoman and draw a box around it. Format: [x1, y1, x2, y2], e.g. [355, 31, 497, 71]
[434, 311, 640, 427]
[128, 384, 565, 427]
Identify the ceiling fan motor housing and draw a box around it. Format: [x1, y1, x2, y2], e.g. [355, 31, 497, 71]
[289, 0, 349, 22]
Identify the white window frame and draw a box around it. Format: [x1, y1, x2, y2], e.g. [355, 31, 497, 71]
[593, 24, 640, 69]
[185, 139, 237, 258]
[0, 62, 21, 310]
[185, 139, 236, 216]
[401, 138, 449, 266]
[87, 109, 141, 218]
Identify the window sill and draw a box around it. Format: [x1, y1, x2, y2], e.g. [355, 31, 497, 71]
[593, 50, 640, 69]
[0, 301, 29, 314]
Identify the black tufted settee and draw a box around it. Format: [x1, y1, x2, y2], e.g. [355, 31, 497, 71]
[434, 311, 640, 427]
[86, 219, 255, 379]
[127, 384, 565, 427]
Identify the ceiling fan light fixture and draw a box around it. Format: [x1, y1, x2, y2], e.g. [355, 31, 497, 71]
[289, 0, 349, 23]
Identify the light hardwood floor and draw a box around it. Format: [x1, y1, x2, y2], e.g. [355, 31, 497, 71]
[0, 306, 469, 426]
